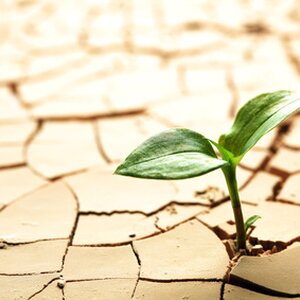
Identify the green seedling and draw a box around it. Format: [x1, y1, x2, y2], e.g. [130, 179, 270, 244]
[115, 90, 300, 251]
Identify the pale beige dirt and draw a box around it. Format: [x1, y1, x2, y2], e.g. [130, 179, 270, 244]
[1, 1, 300, 299]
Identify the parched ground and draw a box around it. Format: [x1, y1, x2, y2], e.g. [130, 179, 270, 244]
[1, 0, 300, 299]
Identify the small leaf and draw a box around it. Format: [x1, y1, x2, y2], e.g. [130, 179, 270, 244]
[219, 90, 300, 161]
[115, 128, 228, 179]
[207, 139, 235, 162]
[244, 215, 261, 233]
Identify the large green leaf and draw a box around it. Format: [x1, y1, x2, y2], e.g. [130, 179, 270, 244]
[115, 128, 228, 179]
[219, 90, 300, 160]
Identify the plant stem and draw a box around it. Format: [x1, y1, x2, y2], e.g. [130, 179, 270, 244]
[222, 163, 246, 250]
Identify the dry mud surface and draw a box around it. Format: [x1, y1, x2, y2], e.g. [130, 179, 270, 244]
[1, 1, 300, 299]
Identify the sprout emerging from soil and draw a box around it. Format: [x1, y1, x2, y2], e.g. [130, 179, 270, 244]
[115, 91, 300, 251]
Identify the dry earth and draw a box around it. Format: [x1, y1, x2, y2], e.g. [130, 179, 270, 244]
[1, 0, 300, 299]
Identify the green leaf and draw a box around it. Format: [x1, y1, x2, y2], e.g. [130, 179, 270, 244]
[115, 128, 228, 179]
[219, 90, 300, 161]
[244, 215, 261, 233]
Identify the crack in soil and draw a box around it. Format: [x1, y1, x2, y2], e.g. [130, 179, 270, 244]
[84, 42, 224, 62]
[70, 233, 162, 248]
[3, 237, 68, 247]
[281, 34, 300, 77]
[92, 120, 112, 164]
[27, 277, 61, 300]
[65, 277, 137, 283]
[0, 181, 50, 213]
[70, 214, 210, 248]
[20, 57, 91, 87]
[61, 181, 81, 269]
[22, 120, 49, 180]
[0, 163, 27, 171]
[154, 216, 165, 232]
[139, 277, 223, 283]
[220, 281, 226, 300]
[275, 196, 300, 207]
[225, 67, 239, 119]
[239, 150, 272, 172]
[130, 242, 141, 298]
[144, 110, 177, 128]
[33, 108, 146, 122]
[0, 205, 6, 212]
[175, 20, 241, 37]
[48, 166, 102, 182]
[284, 144, 300, 151]
[228, 276, 300, 298]
[0, 271, 61, 276]
[78, 210, 151, 217]
[79, 201, 209, 218]
[8, 82, 33, 112]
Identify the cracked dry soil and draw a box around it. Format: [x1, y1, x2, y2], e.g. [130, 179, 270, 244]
[1, 0, 300, 299]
